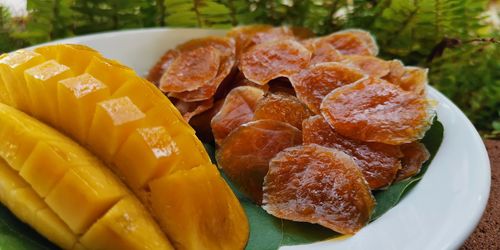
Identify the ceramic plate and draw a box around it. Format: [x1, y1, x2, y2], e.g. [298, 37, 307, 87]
[40, 28, 491, 250]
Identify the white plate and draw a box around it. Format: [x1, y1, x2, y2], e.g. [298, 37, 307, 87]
[40, 28, 491, 250]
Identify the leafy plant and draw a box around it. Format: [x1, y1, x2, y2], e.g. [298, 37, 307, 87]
[0, 0, 498, 136]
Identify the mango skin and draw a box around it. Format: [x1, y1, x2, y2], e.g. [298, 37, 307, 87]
[0, 44, 249, 250]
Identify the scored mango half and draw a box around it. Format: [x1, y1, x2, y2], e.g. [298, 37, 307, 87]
[0, 45, 249, 250]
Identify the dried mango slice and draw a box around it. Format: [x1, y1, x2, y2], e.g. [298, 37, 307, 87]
[290, 62, 364, 114]
[253, 93, 313, 130]
[147, 50, 180, 86]
[160, 46, 221, 92]
[395, 142, 430, 181]
[317, 29, 378, 56]
[303, 115, 402, 189]
[239, 39, 311, 85]
[302, 38, 343, 65]
[172, 98, 214, 122]
[227, 25, 295, 58]
[216, 120, 302, 203]
[211, 86, 265, 145]
[262, 144, 375, 234]
[157, 37, 235, 102]
[396, 66, 428, 95]
[321, 77, 435, 145]
[341, 55, 392, 78]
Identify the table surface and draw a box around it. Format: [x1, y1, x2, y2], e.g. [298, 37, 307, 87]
[461, 140, 499, 249]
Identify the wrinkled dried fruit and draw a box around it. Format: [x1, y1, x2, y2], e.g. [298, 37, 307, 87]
[216, 120, 302, 203]
[239, 39, 311, 85]
[321, 77, 435, 145]
[318, 29, 378, 56]
[254, 93, 313, 130]
[173, 98, 214, 122]
[156, 37, 235, 102]
[227, 25, 295, 59]
[147, 50, 180, 86]
[302, 38, 343, 65]
[291, 62, 364, 114]
[262, 144, 375, 234]
[395, 142, 430, 181]
[211, 86, 265, 145]
[341, 55, 392, 78]
[303, 115, 402, 189]
[396, 67, 428, 95]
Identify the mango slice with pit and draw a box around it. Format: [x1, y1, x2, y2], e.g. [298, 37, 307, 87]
[0, 103, 173, 250]
[0, 44, 249, 250]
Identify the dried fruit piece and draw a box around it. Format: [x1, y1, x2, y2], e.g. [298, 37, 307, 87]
[395, 142, 430, 181]
[227, 25, 295, 58]
[216, 120, 302, 203]
[157, 37, 235, 102]
[160, 47, 221, 92]
[302, 38, 343, 65]
[239, 39, 311, 85]
[321, 77, 435, 145]
[303, 115, 402, 189]
[397, 67, 428, 95]
[262, 144, 375, 234]
[173, 98, 214, 122]
[189, 99, 224, 143]
[317, 29, 378, 56]
[341, 55, 392, 78]
[211, 86, 265, 145]
[147, 50, 180, 86]
[254, 93, 313, 130]
[291, 62, 364, 114]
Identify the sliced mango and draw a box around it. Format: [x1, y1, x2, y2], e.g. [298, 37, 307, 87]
[0, 44, 249, 250]
[0, 103, 173, 250]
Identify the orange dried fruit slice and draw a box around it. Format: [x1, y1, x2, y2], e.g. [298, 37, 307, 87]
[253, 93, 313, 130]
[396, 67, 428, 95]
[211, 86, 265, 145]
[395, 142, 430, 182]
[290, 62, 364, 114]
[317, 29, 378, 56]
[262, 144, 375, 234]
[341, 55, 392, 78]
[172, 98, 214, 122]
[147, 50, 179, 86]
[227, 25, 295, 58]
[302, 38, 343, 65]
[160, 46, 221, 92]
[216, 120, 302, 204]
[320, 77, 435, 145]
[303, 115, 403, 189]
[239, 39, 311, 85]
[155, 37, 235, 102]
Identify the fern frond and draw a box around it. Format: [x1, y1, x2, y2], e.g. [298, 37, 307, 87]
[164, 0, 232, 27]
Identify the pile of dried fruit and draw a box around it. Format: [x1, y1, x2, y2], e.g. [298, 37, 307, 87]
[149, 25, 435, 234]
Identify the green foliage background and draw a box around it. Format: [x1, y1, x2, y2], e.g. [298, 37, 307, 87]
[0, 0, 498, 137]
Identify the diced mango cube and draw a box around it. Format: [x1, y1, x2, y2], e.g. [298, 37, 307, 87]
[149, 164, 249, 250]
[45, 164, 126, 234]
[0, 54, 13, 105]
[173, 133, 210, 169]
[25, 60, 74, 125]
[80, 196, 174, 250]
[36, 208, 77, 249]
[35, 44, 101, 74]
[88, 97, 145, 161]
[112, 78, 160, 112]
[58, 73, 110, 142]
[114, 126, 179, 190]
[20, 142, 70, 197]
[0, 50, 44, 111]
[0, 158, 27, 202]
[85, 56, 136, 93]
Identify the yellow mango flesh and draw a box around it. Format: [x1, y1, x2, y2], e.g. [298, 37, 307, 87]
[149, 164, 249, 250]
[35, 44, 102, 75]
[0, 158, 77, 249]
[0, 103, 173, 250]
[0, 50, 44, 111]
[0, 54, 13, 105]
[24, 60, 74, 125]
[58, 73, 110, 142]
[0, 44, 249, 250]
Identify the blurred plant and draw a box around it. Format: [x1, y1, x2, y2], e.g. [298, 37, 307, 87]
[0, 0, 498, 137]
